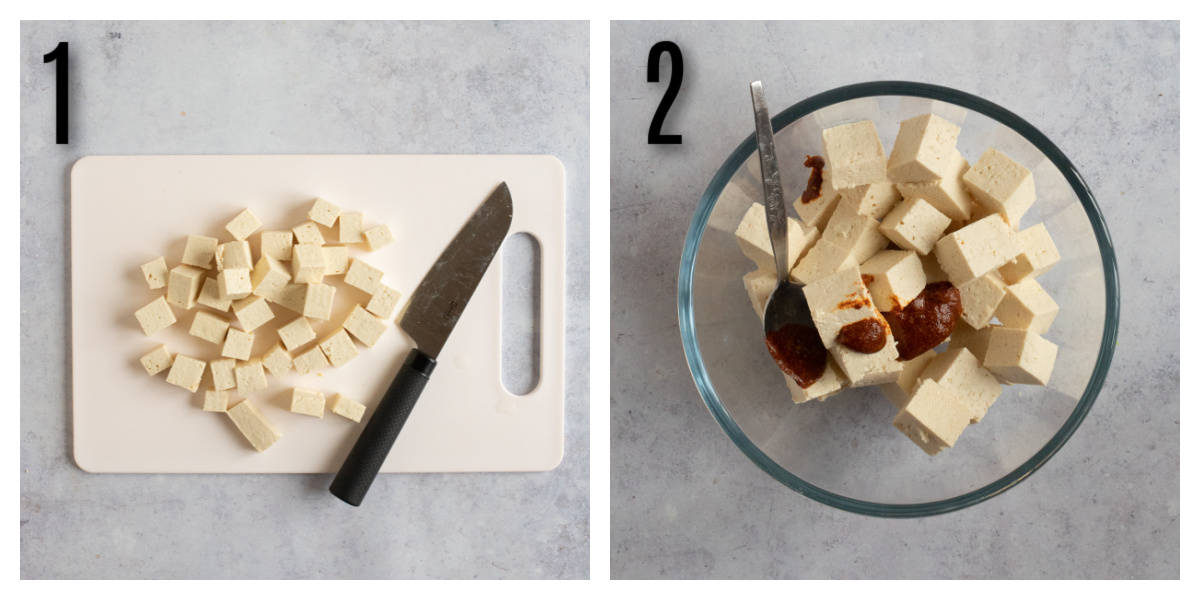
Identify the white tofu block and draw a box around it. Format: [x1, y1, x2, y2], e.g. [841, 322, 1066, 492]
[167, 265, 206, 309]
[217, 268, 252, 300]
[225, 208, 262, 240]
[879, 197, 951, 255]
[962, 148, 1036, 227]
[235, 359, 269, 395]
[189, 311, 230, 345]
[948, 321, 996, 363]
[743, 268, 776, 321]
[251, 255, 291, 302]
[261, 343, 292, 378]
[259, 230, 294, 262]
[880, 350, 937, 409]
[792, 159, 840, 229]
[959, 271, 1007, 329]
[998, 223, 1060, 284]
[734, 203, 819, 272]
[232, 295, 275, 332]
[821, 198, 888, 264]
[342, 304, 387, 347]
[277, 316, 317, 352]
[783, 359, 846, 403]
[994, 278, 1059, 334]
[197, 277, 233, 312]
[822, 120, 887, 190]
[290, 387, 326, 418]
[838, 182, 900, 221]
[789, 239, 856, 285]
[291, 243, 326, 284]
[860, 249, 926, 312]
[293, 346, 330, 375]
[221, 328, 255, 361]
[273, 283, 308, 315]
[215, 240, 253, 271]
[166, 355, 206, 393]
[920, 347, 1002, 423]
[322, 246, 350, 275]
[308, 198, 341, 228]
[331, 394, 367, 422]
[140, 256, 169, 290]
[203, 390, 231, 412]
[363, 225, 394, 251]
[226, 400, 281, 452]
[365, 285, 403, 319]
[933, 214, 1020, 285]
[892, 379, 973, 455]
[801, 266, 880, 348]
[134, 296, 177, 336]
[139, 344, 173, 376]
[982, 327, 1057, 385]
[896, 150, 973, 221]
[302, 283, 337, 320]
[209, 358, 236, 391]
[181, 235, 218, 268]
[319, 328, 359, 367]
[830, 342, 903, 388]
[921, 253, 949, 283]
[344, 258, 384, 295]
[887, 113, 961, 183]
[292, 221, 325, 245]
[338, 211, 364, 243]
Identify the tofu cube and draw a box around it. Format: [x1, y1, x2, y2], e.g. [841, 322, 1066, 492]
[291, 243, 326, 284]
[221, 328, 255, 361]
[322, 246, 350, 275]
[958, 271, 1008, 329]
[225, 208, 262, 240]
[920, 347, 1002, 423]
[342, 304, 387, 347]
[292, 346, 330, 375]
[318, 328, 359, 367]
[203, 390, 231, 412]
[197, 277, 233, 312]
[886, 113, 961, 183]
[743, 268, 776, 321]
[998, 223, 1060, 284]
[232, 295, 275, 332]
[838, 182, 900, 221]
[251, 255, 291, 301]
[921, 253, 949, 283]
[982, 327, 1058, 385]
[165, 355, 206, 393]
[290, 388, 326, 418]
[365, 285, 403, 318]
[962, 148, 1036, 226]
[994, 278, 1059, 334]
[789, 239, 856, 285]
[948, 321, 997, 363]
[363, 225, 394, 251]
[226, 400, 281, 452]
[820, 198, 889, 264]
[892, 379, 973, 455]
[209, 358, 236, 391]
[139, 344, 173, 376]
[331, 394, 367, 423]
[792, 160, 840, 229]
[829, 342, 903, 388]
[308, 198, 341, 228]
[802, 266, 902, 386]
[860, 249, 926, 312]
[933, 214, 1020, 285]
[292, 221, 325, 245]
[140, 256, 169, 289]
[167, 265, 206, 309]
[273, 283, 308, 314]
[880, 350, 937, 409]
[302, 283, 337, 320]
[821, 120, 887, 190]
[181, 234, 218, 268]
[234, 359, 269, 395]
[259, 230, 294, 261]
[338, 212, 364, 243]
[734, 203, 819, 272]
[189, 310, 230, 345]
[217, 268, 252, 300]
[134, 296, 177, 336]
[896, 149, 973, 221]
[261, 343, 292, 377]
[215, 240, 253, 271]
[344, 258, 384, 295]
[879, 197, 951, 255]
[783, 358, 846, 403]
[277, 316, 317, 351]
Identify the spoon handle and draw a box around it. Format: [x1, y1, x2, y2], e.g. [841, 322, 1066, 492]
[750, 81, 789, 283]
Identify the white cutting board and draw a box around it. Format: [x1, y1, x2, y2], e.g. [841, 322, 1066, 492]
[70, 155, 565, 473]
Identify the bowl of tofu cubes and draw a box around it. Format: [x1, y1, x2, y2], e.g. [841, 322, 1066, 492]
[678, 81, 1118, 516]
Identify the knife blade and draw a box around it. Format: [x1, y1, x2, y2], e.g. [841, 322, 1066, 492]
[330, 182, 513, 506]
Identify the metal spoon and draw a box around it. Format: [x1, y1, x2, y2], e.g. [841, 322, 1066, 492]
[750, 81, 817, 335]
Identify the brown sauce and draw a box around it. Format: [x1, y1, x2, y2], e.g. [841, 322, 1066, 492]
[836, 318, 887, 354]
[882, 281, 963, 360]
[765, 323, 828, 388]
[800, 155, 825, 204]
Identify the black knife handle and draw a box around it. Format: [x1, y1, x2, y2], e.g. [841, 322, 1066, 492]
[329, 348, 436, 506]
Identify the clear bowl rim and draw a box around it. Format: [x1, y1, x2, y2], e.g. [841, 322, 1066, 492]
[676, 80, 1121, 518]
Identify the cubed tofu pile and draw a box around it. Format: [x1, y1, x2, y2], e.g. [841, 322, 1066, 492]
[134, 199, 401, 452]
[737, 113, 1062, 456]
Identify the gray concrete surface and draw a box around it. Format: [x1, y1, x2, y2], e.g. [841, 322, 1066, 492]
[611, 21, 1178, 579]
[21, 21, 589, 579]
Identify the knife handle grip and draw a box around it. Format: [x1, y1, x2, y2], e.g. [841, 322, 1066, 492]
[329, 348, 436, 506]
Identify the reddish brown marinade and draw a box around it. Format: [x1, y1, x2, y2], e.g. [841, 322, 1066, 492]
[836, 318, 887, 354]
[800, 155, 825, 204]
[765, 323, 828, 388]
[882, 281, 963, 360]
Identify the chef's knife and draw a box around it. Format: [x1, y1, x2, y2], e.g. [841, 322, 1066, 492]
[330, 182, 514, 506]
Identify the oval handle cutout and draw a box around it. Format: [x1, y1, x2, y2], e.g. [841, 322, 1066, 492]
[501, 232, 541, 395]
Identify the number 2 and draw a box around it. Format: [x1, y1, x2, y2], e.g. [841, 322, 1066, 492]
[647, 41, 682, 145]
[43, 42, 68, 144]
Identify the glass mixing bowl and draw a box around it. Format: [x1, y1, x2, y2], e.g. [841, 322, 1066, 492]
[677, 81, 1119, 517]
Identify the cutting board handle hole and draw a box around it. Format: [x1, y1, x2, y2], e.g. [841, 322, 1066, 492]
[501, 232, 541, 396]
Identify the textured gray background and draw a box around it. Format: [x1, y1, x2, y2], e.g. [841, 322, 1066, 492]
[21, 21, 589, 579]
[611, 21, 1178, 579]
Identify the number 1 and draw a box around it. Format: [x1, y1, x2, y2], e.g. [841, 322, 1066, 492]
[43, 42, 68, 144]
